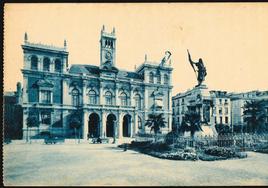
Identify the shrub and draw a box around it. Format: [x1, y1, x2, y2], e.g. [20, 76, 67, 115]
[204, 146, 236, 158]
[165, 131, 179, 145]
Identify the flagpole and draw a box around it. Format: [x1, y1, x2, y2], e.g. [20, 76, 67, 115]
[187, 49, 198, 78]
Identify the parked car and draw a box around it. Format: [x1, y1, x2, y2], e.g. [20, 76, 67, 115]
[44, 135, 65, 144]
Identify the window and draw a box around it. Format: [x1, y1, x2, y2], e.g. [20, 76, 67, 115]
[225, 117, 228, 124]
[225, 107, 228, 115]
[89, 90, 97, 105]
[40, 90, 51, 104]
[105, 91, 112, 105]
[55, 59, 62, 73]
[41, 111, 51, 125]
[219, 99, 222, 105]
[215, 117, 217, 124]
[134, 94, 141, 109]
[138, 117, 142, 129]
[149, 72, 154, 83]
[224, 99, 228, 105]
[157, 74, 161, 84]
[43, 57, 50, 71]
[72, 89, 79, 106]
[120, 92, 128, 106]
[219, 107, 222, 115]
[220, 116, 223, 124]
[164, 74, 169, 84]
[31, 56, 38, 70]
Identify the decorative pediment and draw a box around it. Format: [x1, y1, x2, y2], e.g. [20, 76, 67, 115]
[36, 79, 54, 88]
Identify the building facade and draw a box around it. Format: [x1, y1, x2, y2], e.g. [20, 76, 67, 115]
[229, 90, 268, 127]
[21, 27, 173, 140]
[172, 85, 231, 131]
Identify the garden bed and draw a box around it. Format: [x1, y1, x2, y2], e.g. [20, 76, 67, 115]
[119, 141, 248, 161]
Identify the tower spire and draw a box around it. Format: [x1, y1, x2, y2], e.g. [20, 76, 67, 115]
[24, 32, 28, 43]
[64, 39, 67, 49]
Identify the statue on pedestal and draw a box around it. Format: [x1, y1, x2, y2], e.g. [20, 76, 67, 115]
[187, 49, 207, 87]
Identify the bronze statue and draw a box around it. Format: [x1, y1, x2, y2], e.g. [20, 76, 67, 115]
[187, 49, 207, 87]
[160, 51, 172, 66]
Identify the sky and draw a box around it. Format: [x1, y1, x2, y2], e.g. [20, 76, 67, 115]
[4, 3, 268, 95]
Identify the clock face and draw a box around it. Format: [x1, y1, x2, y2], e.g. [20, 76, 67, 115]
[105, 51, 112, 60]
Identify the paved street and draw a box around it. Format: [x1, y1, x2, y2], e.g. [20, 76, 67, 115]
[3, 141, 268, 186]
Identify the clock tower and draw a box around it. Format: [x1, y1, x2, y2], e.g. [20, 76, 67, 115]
[100, 25, 116, 69]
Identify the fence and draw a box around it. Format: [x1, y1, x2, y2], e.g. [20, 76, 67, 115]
[135, 133, 268, 151]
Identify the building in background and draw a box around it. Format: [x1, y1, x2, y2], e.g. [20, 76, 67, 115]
[229, 90, 268, 129]
[21, 26, 173, 141]
[172, 85, 231, 133]
[3, 82, 23, 140]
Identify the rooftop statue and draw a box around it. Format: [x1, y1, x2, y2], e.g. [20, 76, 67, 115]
[160, 51, 172, 66]
[187, 49, 207, 87]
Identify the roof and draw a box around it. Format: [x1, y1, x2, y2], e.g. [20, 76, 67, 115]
[69, 64, 143, 80]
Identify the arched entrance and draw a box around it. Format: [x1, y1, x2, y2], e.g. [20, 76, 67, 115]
[106, 114, 116, 137]
[123, 114, 131, 137]
[88, 113, 100, 138]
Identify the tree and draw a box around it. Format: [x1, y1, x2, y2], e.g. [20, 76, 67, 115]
[179, 111, 202, 138]
[69, 115, 82, 143]
[243, 100, 266, 134]
[215, 123, 232, 135]
[145, 113, 166, 142]
[26, 115, 39, 143]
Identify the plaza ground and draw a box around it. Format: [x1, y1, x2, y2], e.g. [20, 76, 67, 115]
[3, 140, 268, 186]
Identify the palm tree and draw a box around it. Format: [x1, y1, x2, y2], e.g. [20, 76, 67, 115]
[179, 111, 202, 138]
[145, 113, 167, 142]
[243, 100, 266, 134]
[26, 115, 39, 143]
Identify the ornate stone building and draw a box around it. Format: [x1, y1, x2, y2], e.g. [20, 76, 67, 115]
[172, 85, 231, 132]
[21, 26, 173, 140]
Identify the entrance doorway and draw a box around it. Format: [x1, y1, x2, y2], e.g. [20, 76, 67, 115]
[106, 114, 116, 137]
[123, 114, 131, 137]
[88, 113, 100, 138]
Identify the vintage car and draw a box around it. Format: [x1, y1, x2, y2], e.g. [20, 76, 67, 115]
[44, 135, 65, 144]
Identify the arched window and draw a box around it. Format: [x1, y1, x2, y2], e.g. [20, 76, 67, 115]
[164, 74, 169, 84]
[138, 116, 142, 129]
[105, 91, 112, 105]
[149, 72, 154, 83]
[31, 56, 38, 70]
[43, 57, 50, 71]
[54, 59, 62, 73]
[89, 90, 97, 105]
[134, 94, 142, 109]
[72, 89, 79, 107]
[120, 92, 128, 106]
[157, 74, 161, 84]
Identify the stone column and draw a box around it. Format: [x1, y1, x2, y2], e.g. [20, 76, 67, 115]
[115, 84, 119, 106]
[38, 56, 42, 71]
[62, 110, 69, 137]
[62, 57, 67, 73]
[99, 81, 103, 105]
[50, 58, 55, 72]
[118, 113, 123, 138]
[82, 79, 87, 106]
[144, 86, 148, 110]
[83, 110, 89, 140]
[62, 79, 69, 105]
[130, 86, 134, 107]
[101, 112, 106, 138]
